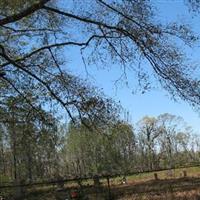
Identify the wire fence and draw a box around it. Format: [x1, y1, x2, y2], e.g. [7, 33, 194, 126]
[1, 162, 200, 190]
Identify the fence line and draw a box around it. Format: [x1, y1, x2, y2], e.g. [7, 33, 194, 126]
[1, 163, 200, 190]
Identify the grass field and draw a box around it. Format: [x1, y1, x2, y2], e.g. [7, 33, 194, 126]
[2, 166, 200, 200]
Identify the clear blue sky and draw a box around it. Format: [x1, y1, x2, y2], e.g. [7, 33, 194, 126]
[66, 0, 200, 133]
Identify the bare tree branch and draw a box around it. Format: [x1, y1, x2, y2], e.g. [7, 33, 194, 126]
[0, 0, 50, 26]
[0, 46, 75, 123]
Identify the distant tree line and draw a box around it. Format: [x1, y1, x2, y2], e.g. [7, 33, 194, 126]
[60, 113, 200, 177]
[1, 109, 200, 184]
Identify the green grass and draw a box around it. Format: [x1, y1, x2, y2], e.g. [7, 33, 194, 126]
[124, 166, 200, 183]
[64, 166, 200, 186]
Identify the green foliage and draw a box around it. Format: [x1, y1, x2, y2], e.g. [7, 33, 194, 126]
[60, 113, 200, 178]
[0, 94, 62, 182]
[62, 120, 135, 176]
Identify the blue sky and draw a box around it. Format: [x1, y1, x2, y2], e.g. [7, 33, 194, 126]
[66, 0, 200, 133]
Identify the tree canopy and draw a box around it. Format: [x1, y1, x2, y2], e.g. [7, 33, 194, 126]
[1, 0, 200, 125]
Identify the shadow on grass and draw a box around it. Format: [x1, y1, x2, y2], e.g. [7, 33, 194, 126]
[111, 177, 200, 200]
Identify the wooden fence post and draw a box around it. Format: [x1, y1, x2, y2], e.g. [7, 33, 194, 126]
[154, 173, 158, 180]
[106, 176, 111, 200]
[183, 170, 187, 177]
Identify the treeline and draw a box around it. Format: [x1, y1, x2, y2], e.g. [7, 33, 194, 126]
[1, 105, 200, 184]
[61, 113, 200, 176]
